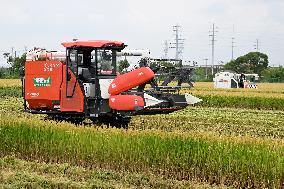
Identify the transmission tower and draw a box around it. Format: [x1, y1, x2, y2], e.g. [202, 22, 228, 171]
[209, 23, 217, 75]
[170, 24, 185, 60]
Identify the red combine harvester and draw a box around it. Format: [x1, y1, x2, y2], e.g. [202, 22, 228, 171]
[23, 40, 201, 125]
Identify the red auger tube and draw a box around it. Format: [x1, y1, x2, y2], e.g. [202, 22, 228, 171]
[108, 67, 154, 95]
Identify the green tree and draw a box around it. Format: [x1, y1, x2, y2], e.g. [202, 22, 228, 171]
[8, 53, 26, 77]
[0, 69, 3, 78]
[159, 61, 175, 72]
[100, 61, 112, 71]
[118, 59, 130, 73]
[193, 67, 213, 82]
[224, 52, 268, 75]
[261, 66, 284, 82]
[149, 61, 159, 71]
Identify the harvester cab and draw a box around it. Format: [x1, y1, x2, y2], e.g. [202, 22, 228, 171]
[23, 40, 201, 125]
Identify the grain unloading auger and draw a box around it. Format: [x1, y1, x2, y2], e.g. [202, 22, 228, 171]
[23, 40, 202, 126]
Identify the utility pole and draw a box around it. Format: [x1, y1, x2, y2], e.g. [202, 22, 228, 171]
[11, 47, 14, 59]
[163, 40, 169, 59]
[231, 24, 235, 60]
[170, 24, 185, 60]
[231, 37, 235, 60]
[254, 39, 259, 52]
[204, 58, 208, 79]
[209, 23, 217, 75]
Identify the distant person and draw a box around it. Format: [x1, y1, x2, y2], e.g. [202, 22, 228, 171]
[251, 75, 256, 83]
[239, 73, 245, 88]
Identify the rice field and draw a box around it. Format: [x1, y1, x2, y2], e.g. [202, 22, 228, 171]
[0, 79, 283, 188]
[0, 156, 227, 189]
[194, 82, 284, 92]
[188, 82, 284, 110]
[0, 79, 21, 87]
[183, 82, 284, 99]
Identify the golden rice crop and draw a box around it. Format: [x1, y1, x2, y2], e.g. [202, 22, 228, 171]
[1, 79, 284, 93]
[194, 82, 284, 92]
[131, 107, 284, 139]
[187, 82, 284, 99]
[189, 90, 284, 99]
[1, 96, 283, 140]
[0, 79, 21, 87]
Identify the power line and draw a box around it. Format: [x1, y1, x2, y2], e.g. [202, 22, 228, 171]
[170, 24, 185, 60]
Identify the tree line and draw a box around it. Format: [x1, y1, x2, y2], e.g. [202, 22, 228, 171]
[1, 52, 284, 82]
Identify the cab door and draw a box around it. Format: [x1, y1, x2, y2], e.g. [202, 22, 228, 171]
[60, 49, 84, 112]
[66, 49, 78, 97]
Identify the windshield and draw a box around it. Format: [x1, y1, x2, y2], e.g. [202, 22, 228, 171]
[93, 49, 117, 75]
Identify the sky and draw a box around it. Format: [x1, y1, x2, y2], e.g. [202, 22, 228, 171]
[0, 0, 283, 67]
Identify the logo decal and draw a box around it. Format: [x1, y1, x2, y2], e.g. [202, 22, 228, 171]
[33, 77, 52, 87]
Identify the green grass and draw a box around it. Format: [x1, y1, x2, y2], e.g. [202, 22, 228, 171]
[0, 117, 283, 188]
[0, 86, 22, 98]
[0, 156, 228, 189]
[195, 94, 284, 110]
